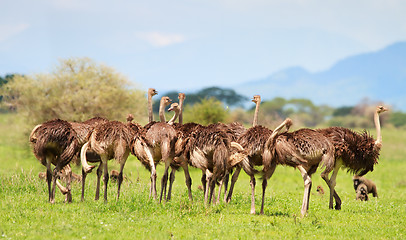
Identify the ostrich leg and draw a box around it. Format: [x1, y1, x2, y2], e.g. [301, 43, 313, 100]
[167, 167, 176, 201]
[226, 165, 241, 203]
[95, 164, 103, 200]
[160, 160, 171, 203]
[298, 165, 312, 216]
[182, 164, 193, 201]
[116, 155, 128, 201]
[101, 156, 109, 202]
[321, 162, 342, 210]
[260, 161, 277, 215]
[45, 159, 53, 203]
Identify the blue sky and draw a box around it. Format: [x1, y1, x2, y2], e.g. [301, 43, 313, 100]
[1, 0, 406, 92]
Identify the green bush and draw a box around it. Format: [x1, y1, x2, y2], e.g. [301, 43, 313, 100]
[183, 97, 228, 125]
[0, 58, 147, 127]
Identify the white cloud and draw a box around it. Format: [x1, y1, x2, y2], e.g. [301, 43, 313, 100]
[136, 32, 186, 47]
[0, 23, 29, 42]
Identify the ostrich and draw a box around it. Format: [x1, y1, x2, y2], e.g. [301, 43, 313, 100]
[316, 105, 387, 210]
[35, 116, 108, 200]
[81, 118, 141, 202]
[262, 118, 336, 216]
[206, 121, 246, 203]
[29, 119, 79, 203]
[70, 117, 109, 201]
[181, 123, 231, 204]
[132, 97, 179, 202]
[166, 93, 196, 201]
[225, 95, 273, 213]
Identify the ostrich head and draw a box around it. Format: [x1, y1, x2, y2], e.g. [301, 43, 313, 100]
[168, 103, 179, 112]
[148, 88, 158, 97]
[252, 95, 261, 104]
[126, 114, 134, 123]
[376, 105, 388, 114]
[168, 103, 180, 125]
[178, 93, 186, 101]
[160, 96, 172, 107]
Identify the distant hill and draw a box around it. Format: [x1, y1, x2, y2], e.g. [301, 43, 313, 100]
[234, 42, 406, 110]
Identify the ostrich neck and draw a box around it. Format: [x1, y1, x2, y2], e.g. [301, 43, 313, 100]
[270, 119, 288, 140]
[159, 101, 166, 122]
[148, 95, 154, 122]
[374, 111, 382, 146]
[168, 109, 180, 125]
[265, 118, 289, 150]
[252, 101, 260, 127]
[178, 99, 184, 124]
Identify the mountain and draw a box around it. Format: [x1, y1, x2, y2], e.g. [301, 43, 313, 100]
[234, 42, 406, 110]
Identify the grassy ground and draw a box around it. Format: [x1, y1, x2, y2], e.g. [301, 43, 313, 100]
[1, 113, 405, 239]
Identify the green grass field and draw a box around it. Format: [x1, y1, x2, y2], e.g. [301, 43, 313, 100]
[1, 113, 405, 239]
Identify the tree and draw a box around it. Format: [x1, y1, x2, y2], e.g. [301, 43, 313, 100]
[153, 86, 248, 113]
[183, 97, 228, 125]
[0, 74, 20, 105]
[1, 58, 147, 125]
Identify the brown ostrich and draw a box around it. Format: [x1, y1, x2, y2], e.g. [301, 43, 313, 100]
[29, 119, 79, 203]
[316, 106, 387, 210]
[262, 118, 336, 216]
[166, 93, 196, 201]
[132, 97, 179, 202]
[225, 95, 273, 213]
[205, 121, 246, 203]
[81, 118, 142, 202]
[36, 116, 108, 199]
[182, 124, 231, 204]
[70, 117, 109, 201]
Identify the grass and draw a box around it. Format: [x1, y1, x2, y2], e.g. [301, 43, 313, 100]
[1, 113, 406, 239]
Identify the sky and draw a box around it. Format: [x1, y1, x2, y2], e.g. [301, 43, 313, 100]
[1, 0, 406, 93]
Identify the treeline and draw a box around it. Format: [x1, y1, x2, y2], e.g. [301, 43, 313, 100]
[1, 57, 405, 131]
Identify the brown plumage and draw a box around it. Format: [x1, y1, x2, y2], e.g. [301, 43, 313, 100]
[205, 121, 246, 202]
[225, 95, 274, 212]
[131, 97, 178, 202]
[182, 124, 230, 204]
[225, 125, 273, 212]
[262, 119, 336, 216]
[315, 105, 387, 211]
[166, 94, 197, 202]
[318, 127, 378, 176]
[69, 116, 109, 201]
[29, 119, 79, 203]
[81, 120, 137, 202]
